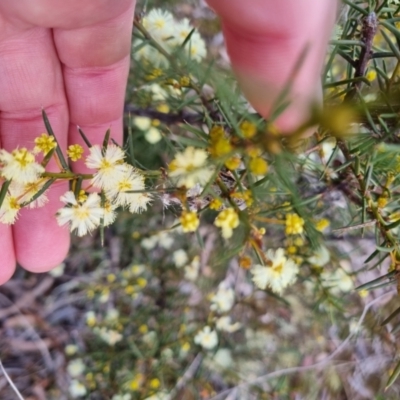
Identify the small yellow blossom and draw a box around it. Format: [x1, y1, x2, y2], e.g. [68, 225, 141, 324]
[145, 68, 164, 80]
[106, 167, 152, 214]
[156, 103, 169, 113]
[65, 344, 78, 356]
[251, 248, 299, 294]
[308, 245, 330, 267]
[151, 68, 163, 77]
[85, 372, 94, 382]
[56, 191, 104, 237]
[208, 126, 233, 158]
[194, 326, 218, 350]
[94, 327, 123, 345]
[85, 373, 96, 390]
[85, 311, 96, 327]
[107, 273, 116, 283]
[209, 137, 233, 158]
[132, 231, 141, 239]
[129, 374, 144, 391]
[99, 288, 110, 303]
[214, 208, 240, 239]
[180, 211, 200, 232]
[102, 201, 117, 226]
[149, 378, 161, 389]
[0, 148, 44, 184]
[163, 77, 176, 87]
[145, 127, 162, 144]
[358, 289, 368, 298]
[67, 144, 84, 162]
[105, 309, 119, 321]
[209, 198, 223, 210]
[69, 380, 87, 397]
[249, 157, 268, 175]
[125, 285, 135, 295]
[285, 213, 305, 235]
[0, 194, 21, 224]
[321, 105, 355, 136]
[180, 76, 191, 86]
[188, 37, 206, 61]
[287, 245, 297, 254]
[139, 324, 148, 334]
[247, 146, 262, 158]
[315, 218, 330, 232]
[184, 256, 200, 280]
[85, 144, 127, 190]
[173, 249, 188, 267]
[366, 69, 377, 81]
[377, 196, 388, 209]
[137, 277, 147, 288]
[67, 359, 85, 377]
[321, 266, 353, 294]
[216, 317, 242, 334]
[231, 190, 253, 207]
[181, 342, 190, 352]
[169, 147, 213, 188]
[210, 284, 235, 313]
[130, 264, 145, 275]
[134, 116, 152, 131]
[34, 133, 57, 155]
[294, 237, 305, 246]
[77, 189, 87, 203]
[292, 255, 303, 265]
[224, 156, 241, 170]
[209, 126, 225, 141]
[240, 120, 257, 138]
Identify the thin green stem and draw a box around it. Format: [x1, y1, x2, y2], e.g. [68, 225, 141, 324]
[42, 172, 93, 180]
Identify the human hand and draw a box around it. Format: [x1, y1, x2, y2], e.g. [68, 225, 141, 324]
[0, 0, 336, 285]
[0, 0, 136, 284]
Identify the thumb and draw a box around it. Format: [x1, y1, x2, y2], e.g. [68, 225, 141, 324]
[206, 0, 338, 133]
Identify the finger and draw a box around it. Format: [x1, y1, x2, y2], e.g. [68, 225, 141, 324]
[53, 3, 135, 174]
[0, 141, 16, 284]
[0, 224, 15, 285]
[0, 112, 16, 283]
[206, 0, 337, 133]
[0, 0, 133, 30]
[15, 183, 70, 272]
[0, 24, 70, 272]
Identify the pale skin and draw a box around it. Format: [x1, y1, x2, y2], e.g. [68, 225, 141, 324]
[0, 0, 337, 285]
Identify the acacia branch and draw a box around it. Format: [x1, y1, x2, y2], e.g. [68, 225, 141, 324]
[345, 12, 378, 102]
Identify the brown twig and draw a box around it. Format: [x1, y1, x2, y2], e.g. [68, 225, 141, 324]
[345, 12, 378, 102]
